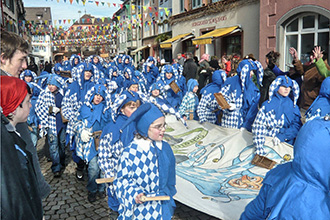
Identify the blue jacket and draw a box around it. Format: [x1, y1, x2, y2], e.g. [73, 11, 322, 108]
[241, 117, 330, 219]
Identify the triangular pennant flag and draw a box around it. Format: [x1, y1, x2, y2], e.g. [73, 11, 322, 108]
[165, 8, 169, 16]
[45, 20, 48, 25]
[120, 4, 123, 9]
[160, 11, 164, 17]
[154, 7, 157, 10]
[82, 18, 85, 23]
[63, 20, 66, 24]
[81, 0, 86, 6]
[73, 19, 76, 23]
[148, 6, 152, 11]
[149, 13, 152, 18]
[101, 17, 105, 22]
[113, 3, 116, 7]
[68, 19, 71, 23]
[143, 6, 147, 11]
[69, 0, 73, 4]
[107, 2, 110, 7]
[91, 18, 95, 24]
[117, 16, 120, 21]
[76, 0, 79, 3]
[63, 0, 66, 2]
[155, 12, 158, 17]
[144, 13, 147, 19]
[59, 20, 62, 24]
[132, 5, 135, 11]
[95, 1, 99, 6]
[101, 2, 104, 6]
[125, 4, 129, 10]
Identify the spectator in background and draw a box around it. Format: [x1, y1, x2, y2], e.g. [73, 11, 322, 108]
[197, 53, 212, 94]
[221, 55, 232, 76]
[209, 56, 220, 72]
[259, 51, 280, 106]
[28, 59, 39, 74]
[183, 52, 198, 82]
[177, 53, 185, 66]
[44, 61, 53, 73]
[0, 30, 51, 199]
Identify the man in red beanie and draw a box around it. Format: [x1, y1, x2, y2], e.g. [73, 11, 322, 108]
[1, 76, 43, 219]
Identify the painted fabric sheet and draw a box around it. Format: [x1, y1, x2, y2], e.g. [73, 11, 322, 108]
[165, 115, 294, 220]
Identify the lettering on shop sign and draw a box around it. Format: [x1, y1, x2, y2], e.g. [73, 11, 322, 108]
[192, 16, 227, 27]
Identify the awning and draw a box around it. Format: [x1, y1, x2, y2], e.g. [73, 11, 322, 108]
[160, 33, 193, 48]
[131, 45, 149, 55]
[192, 25, 240, 45]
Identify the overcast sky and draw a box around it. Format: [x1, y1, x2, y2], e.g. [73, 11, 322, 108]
[23, 0, 122, 28]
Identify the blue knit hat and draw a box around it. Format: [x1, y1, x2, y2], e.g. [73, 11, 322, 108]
[120, 102, 164, 138]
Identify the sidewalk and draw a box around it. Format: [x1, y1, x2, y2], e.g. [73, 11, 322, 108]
[37, 138, 220, 220]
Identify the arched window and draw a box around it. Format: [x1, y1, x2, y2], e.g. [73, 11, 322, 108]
[284, 13, 329, 66]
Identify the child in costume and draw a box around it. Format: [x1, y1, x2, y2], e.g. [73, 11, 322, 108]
[115, 103, 176, 220]
[98, 90, 142, 212]
[74, 84, 111, 203]
[252, 75, 302, 156]
[179, 79, 199, 120]
[35, 74, 67, 178]
[156, 64, 182, 110]
[20, 70, 41, 147]
[197, 69, 227, 124]
[212, 58, 264, 131]
[62, 62, 98, 180]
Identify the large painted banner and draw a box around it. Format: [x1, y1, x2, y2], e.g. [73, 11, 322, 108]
[165, 116, 294, 220]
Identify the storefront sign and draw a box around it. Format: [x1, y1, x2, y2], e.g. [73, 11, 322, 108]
[192, 15, 227, 27]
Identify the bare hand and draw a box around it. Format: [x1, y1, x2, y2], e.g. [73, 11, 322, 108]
[289, 47, 298, 60]
[313, 46, 323, 61]
[135, 193, 145, 204]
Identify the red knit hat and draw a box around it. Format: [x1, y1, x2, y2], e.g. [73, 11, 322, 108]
[1, 76, 28, 116]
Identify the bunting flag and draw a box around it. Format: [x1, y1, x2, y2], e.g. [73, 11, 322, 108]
[95, 1, 99, 6]
[81, 0, 86, 6]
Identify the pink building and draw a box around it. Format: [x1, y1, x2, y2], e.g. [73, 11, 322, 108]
[260, 0, 330, 69]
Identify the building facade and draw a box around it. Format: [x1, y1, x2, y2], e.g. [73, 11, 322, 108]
[170, 0, 259, 60]
[260, 0, 330, 69]
[1, 0, 26, 36]
[25, 7, 53, 63]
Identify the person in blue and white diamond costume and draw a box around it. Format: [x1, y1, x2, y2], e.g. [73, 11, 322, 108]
[212, 58, 264, 131]
[115, 103, 176, 220]
[98, 90, 142, 211]
[74, 84, 111, 202]
[252, 75, 302, 155]
[197, 69, 227, 124]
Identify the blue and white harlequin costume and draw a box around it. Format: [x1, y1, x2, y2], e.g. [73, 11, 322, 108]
[241, 116, 330, 219]
[305, 77, 330, 122]
[69, 54, 82, 70]
[62, 62, 97, 149]
[156, 65, 182, 110]
[74, 84, 111, 162]
[20, 69, 37, 82]
[98, 90, 142, 211]
[197, 70, 227, 124]
[213, 59, 264, 131]
[35, 74, 67, 173]
[115, 103, 176, 220]
[179, 79, 199, 120]
[252, 75, 301, 155]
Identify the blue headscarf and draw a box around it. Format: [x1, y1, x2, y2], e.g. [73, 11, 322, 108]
[264, 75, 300, 119]
[200, 70, 226, 95]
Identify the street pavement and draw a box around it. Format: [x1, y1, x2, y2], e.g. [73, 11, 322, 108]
[37, 138, 220, 220]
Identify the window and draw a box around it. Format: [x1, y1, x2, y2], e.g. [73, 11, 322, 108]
[284, 14, 330, 66]
[180, 0, 185, 12]
[223, 34, 242, 56]
[192, 0, 202, 9]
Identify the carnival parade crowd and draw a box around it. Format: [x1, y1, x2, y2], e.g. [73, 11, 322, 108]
[1, 29, 330, 219]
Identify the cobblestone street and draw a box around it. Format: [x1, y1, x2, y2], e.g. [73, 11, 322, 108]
[38, 138, 220, 220]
